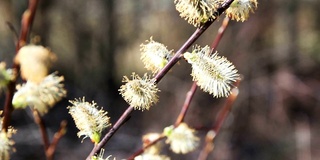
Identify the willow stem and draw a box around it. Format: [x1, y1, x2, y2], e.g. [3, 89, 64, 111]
[197, 80, 240, 160]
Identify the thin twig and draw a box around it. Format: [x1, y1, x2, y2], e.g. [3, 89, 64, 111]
[198, 130, 216, 160]
[127, 135, 166, 160]
[6, 21, 19, 40]
[46, 121, 67, 160]
[87, 106, 134, 159]
[33, 110, 50, 150]
[197, 80, 240, 160]
[213, 81, 240, 133]
[211, 17, 230, 50]
[175, 82, 198, 126]
[295, 117, 312, 160]
[2, 0, 39, 132]
[86, 1, 235, 159]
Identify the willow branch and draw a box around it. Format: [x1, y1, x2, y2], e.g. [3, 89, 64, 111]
[34, 113, 67, 160]
[33, 110, 50, 150]
[174, 82, 198, 126]
[2, 0, 39, 132]
[197, 80, 240, 160]
[86, 107, 133, 159]
[46, 121, 67, 160]
[211, 17, 230, 50]
[86, 1, 234, 159]
[213, 82, 239, 133]
[6, 21, 19, 40]
[127, 135, 166, 160]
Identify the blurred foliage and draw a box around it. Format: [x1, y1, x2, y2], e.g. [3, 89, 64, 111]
[1, 0, 320, 159]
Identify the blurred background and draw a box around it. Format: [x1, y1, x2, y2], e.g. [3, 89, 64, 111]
[1, 0, 320, 159]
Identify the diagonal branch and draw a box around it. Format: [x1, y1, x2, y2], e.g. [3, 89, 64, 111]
[127, 134, 166, 160]
[175, 82, 198, 126]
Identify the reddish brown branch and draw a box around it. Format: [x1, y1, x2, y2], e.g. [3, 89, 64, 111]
[211, 17, 230, 50]
[127, 135, 166, 160]
[46, 121, 67, 160]
[197, 130, 216, 160]
[2, 0, 39, 132]
[33, 110, 50, 150]
[33, 110, 67, 160]
[198, 81, 240, 160]
[17, 0, 39, 50]
[175, 82, 198, 126]
[86, 106, 134, 160]
[6, 21, 19, 40]
[213, 81, 240, 133]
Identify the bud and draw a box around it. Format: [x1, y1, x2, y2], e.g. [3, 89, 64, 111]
[91, 149, 115, 160]
[174, 0, 223, 27]
[0, 112, 16, 160]
[119, 73, 160, 111]
[140, 37, 173, 74]
[134, 154, 170, 160]
[226, 0, 258, 22]
[68, 97, 111, 144]
[0, 62, 14, 93]
[135, 133, 170, 160]
[164, 123, 199, 154]
[14, 45, 56, 83]
[142, 133, 162, 155]
[184, 45, 239, 98]
[12, 72, 67, 115]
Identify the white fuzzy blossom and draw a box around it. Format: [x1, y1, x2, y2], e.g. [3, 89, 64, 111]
[133, 133, 170, 160]
[0, 62, 14, 93]
[164, 123, 199, 154]
[119, 73, 160, 111]
[226, 0, 258, 22]
[174, 0, 223, 27]
[142, 133, 163, 155]
[68, 98, 111, 144]
[0, 132, 11, 160]
[12, 72, 66, 115]
[0, 112, 16, 160]
[184, 45, 239, 98]
[91, 149, 115, 160]
[134, 154, 170, 160]
[140, 38, 173, 74]
[14, 45, 56, 83]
